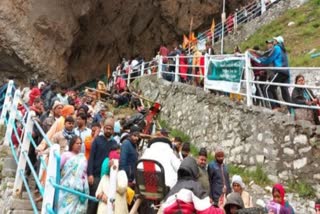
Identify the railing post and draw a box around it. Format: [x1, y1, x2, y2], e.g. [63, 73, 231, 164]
[13, 109, 35, 196]
[140, 63, 144, 77]
[245, 51, 253, 107]
[234, 12, 238, 31]
[127, 67, 131, 86]
[174, 55, 179, 82]
[41, 144, 60, 214]
[157, 56, 163, 79]
[204, 54, 209, 92]
[0, 80, 14, 125]
[4, 89, 20, 146]
[261, 0, 266, 14]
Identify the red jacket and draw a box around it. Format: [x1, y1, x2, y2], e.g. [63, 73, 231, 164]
[28, 87, 41, 106]
[179, 54, 188, 80]
[116, 77, 126, 92]
[163, 189, 224, 214]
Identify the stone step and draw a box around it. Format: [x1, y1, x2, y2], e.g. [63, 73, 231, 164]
[3, 157, 17, 170]
[8, 197, 34, 211]
[12, 210, 40, 214]
[8, 196, 42, 211]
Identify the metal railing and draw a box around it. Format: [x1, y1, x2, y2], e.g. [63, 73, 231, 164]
[2, 56, 320, 213]
[122, 52, 320, 112]
[197, 0, 281, 48]
[0, 84, 100, 213]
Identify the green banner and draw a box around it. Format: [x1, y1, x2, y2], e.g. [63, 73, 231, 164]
[207, 58, 244, 83]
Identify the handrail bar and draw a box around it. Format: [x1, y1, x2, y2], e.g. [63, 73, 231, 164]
[19, 169, 39, 214]
[49, 178, 99, 202]
[243, 79, 320, 90]
[32, 119, 53, 148]
[22, 150, 45, 196]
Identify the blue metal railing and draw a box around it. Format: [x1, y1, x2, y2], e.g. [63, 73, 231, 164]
[26, 132, 48, 171]
[22, 150, 45, 195]
[49, 178, 99, 203]
[53, 151, 61, 208]
[1, 84, 101, 214]
[20, 169, 40, 214]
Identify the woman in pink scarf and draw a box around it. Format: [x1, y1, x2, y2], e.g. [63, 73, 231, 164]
[267, 184, 295, 214]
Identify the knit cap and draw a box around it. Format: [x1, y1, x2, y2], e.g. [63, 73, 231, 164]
[231, 175, 245, 189]
[104, 118, 115, 128]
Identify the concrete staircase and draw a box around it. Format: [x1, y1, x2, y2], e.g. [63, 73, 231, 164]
[0, 146, 42, 214]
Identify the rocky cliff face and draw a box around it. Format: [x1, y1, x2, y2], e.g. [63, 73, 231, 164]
[0, 0, 249, 85]
[0, 0, 94, 84]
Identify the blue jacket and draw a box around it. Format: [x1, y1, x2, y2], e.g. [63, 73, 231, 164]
[119, 139, 138, 182]
[207, 161, 231, 204]
[259, 44, 289, 76]
[92, 112, 103, 124]
[87, 135, 117, 177]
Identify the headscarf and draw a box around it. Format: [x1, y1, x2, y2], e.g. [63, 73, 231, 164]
[100, 157, 110, 177]
[231, 175, 245, 189]
[109, 150, 120, 160]
[315, 199, 320, 210]
[61, 105, 75, 118]
[273, 183, 285, 206]
[38, 81, 45, 89]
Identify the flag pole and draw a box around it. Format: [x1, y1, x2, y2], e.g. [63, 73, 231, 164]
[106, 63, 110, 85]
[211, 19, 216, 47]
[188, 16, 193, 55]
[221, 0, 226, 54]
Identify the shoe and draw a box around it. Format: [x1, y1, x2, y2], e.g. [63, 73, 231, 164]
[35, 196, 43, 202]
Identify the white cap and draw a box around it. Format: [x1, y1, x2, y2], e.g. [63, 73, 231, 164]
[231, 175, 245, 189]
[273, 36, 284, 44]
[38, 81, 45, 89]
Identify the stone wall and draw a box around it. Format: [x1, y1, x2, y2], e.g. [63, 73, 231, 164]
[134, 76, 320, 197]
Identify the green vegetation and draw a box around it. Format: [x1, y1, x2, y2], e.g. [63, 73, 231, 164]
[1, 182, 7, 191]
[228, 165, 271, 187]
[238, 0, 320, 66]
[158, 119, 214, 161]
[132, 78, 140, 88]
[170, 129, 191, 143]
[287, 180, 316, 198]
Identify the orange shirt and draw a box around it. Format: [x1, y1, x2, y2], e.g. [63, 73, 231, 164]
[84, 135, 94, 160]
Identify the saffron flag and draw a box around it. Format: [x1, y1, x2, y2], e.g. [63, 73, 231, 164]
[210, 19, 215, 37]
[182, 34, 189, 49]
[189, 32, 197, 43]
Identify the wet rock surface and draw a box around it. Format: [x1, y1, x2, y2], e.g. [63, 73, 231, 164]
[0, 0, 251, 85]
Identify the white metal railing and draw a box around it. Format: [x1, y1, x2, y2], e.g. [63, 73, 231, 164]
[0, 85, 99, 213]
[197, 0, 281, 48]
[2, 52, 319, 213]
[121, 52, 320, 112]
